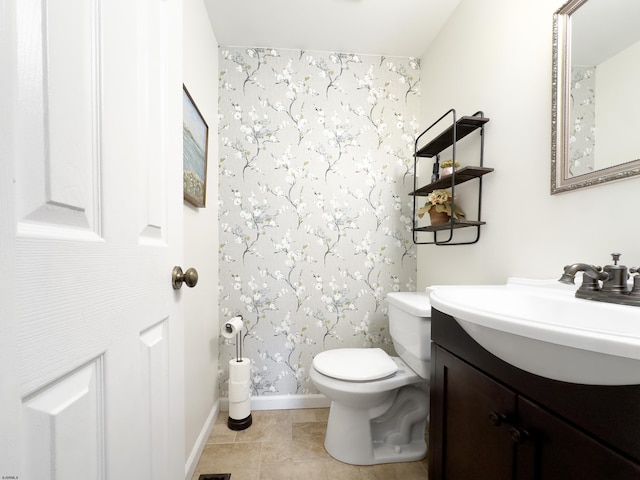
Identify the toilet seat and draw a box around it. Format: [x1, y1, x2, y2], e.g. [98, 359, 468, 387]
[313, 348, 398, 382]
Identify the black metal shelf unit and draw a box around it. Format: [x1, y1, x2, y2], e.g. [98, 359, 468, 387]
[411, 110, 492, 245]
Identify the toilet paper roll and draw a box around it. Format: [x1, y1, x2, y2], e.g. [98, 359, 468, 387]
[229, 397, 251, 420]
[222, 316, 243, 339]
[229, 358, 251, 383]
[229, 381, 250, 402]
[228, 358, 251, 419]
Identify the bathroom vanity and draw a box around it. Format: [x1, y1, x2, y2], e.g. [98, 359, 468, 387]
[429, 308, 640, 479]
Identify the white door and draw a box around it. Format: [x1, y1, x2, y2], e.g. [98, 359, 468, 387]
[0, 1, 184, 479]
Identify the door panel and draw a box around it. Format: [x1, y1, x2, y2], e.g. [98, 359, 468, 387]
[136, 0, 168, 242]
[15, 0, 100, 233]
[22, 359, 104, 479]
[139, 320, 170, 478]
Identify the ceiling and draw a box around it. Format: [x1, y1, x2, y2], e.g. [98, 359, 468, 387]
[571, 0, 640, 66]
[203, 0, 461, 58]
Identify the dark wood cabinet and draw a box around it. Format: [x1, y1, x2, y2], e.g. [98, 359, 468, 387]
[431, 347, 515, 480]
[430, 308, 640, 480]
[516, 397, 640, 480]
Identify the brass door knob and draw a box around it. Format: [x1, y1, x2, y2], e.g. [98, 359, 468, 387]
[172, 266, 199, 289]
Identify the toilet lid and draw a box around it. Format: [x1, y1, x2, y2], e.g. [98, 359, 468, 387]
[313, 348, 398, 381]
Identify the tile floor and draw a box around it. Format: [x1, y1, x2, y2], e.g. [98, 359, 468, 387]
[191, 408, 429, 480]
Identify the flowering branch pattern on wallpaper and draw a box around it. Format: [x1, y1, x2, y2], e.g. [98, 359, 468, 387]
[569, 65, 596, 177]
[219, 47, 420, 397]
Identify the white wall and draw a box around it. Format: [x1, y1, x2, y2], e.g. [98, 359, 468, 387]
[183, 0, 219, 474]
[417, 0, 640, 289]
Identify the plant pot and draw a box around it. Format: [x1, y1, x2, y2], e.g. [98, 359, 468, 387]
[441, 166, 454, 176]
[428, 207, 451, 225]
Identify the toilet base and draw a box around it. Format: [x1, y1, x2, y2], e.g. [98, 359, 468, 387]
[324, 384, 429, 465]
[370, 440, 428, 464]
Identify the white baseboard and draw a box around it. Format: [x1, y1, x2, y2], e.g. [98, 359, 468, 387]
[219, 393, 330, 412]
[184, 400, 220, 480]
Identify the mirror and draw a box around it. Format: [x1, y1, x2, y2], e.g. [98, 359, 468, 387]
[551, 0, 640, 194]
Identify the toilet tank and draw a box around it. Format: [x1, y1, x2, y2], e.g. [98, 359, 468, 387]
[386, 292, 432, 379]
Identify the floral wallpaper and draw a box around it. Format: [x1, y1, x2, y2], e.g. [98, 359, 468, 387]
[569, 65, 596, 177]
[218, 47, 420, 397]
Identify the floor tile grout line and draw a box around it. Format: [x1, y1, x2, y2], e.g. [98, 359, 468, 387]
[257, 440, 263, 479]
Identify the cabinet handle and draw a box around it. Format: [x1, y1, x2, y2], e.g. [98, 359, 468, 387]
[510, 427, 530, 444]
[488, 411, 508, 426]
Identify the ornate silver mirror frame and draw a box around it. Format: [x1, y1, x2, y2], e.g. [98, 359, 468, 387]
[551, 0, 640, 194]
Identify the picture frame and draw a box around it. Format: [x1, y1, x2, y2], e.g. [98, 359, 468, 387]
[182, 85, 209, 207]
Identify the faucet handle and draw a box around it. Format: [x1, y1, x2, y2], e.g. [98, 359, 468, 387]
[629, 268, 640, 296]
[602, 254, 628, 293]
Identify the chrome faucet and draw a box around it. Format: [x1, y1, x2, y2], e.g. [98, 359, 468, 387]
[558, 263, 608, 293]
[559, 253, 640, 306]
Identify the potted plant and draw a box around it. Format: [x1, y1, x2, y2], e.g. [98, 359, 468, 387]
[440, 159, 460, 176]
[416, 189, 466, 225]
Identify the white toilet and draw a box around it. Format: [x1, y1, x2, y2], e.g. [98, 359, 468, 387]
[309, 292, 432, 465]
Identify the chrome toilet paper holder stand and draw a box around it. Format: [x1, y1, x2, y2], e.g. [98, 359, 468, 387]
[224, 315, 252, 431]
[224, 315, 244, 362]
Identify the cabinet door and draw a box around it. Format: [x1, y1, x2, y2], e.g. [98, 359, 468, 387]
[431, 347, 516, 480]
[516, 397, 640, 480]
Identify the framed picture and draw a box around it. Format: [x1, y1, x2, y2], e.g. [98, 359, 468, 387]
[182, 85, 209, 207]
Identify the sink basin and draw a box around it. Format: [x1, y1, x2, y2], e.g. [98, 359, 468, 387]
[429, 278, 640, 385]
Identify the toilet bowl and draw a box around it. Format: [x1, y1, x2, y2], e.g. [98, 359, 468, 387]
[309, 292, 432, 465]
